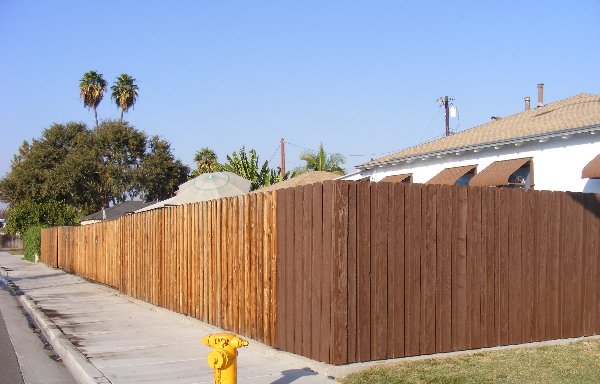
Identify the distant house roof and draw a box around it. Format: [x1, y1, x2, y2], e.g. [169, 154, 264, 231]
[254, 171, 339, 193]
[80, 201, 153, 222]
[359, 93, 600, 169]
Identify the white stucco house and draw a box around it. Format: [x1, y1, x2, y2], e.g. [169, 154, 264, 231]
[343, 92, 600, 193]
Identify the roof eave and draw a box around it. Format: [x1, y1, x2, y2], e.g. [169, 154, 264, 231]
[357, 124, 600, 170]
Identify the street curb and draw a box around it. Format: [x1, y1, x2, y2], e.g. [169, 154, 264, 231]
[18, 294, 111, 384]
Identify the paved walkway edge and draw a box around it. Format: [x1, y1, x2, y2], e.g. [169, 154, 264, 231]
[18, 294, 111, 384]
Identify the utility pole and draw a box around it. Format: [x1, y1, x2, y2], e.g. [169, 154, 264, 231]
[438, 96, 454, 137]
[444, 96, 450, 137]
[280, 138, 285, 178]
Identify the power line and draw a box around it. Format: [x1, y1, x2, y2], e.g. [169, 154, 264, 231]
[284, 141, 312, 152]
[267, 143, 280, 163]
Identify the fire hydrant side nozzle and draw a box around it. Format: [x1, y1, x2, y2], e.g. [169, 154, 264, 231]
[202, 333, 248, 384]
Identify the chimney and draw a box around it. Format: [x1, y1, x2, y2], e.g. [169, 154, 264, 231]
[525, 96, 531, 111]
[537, 83, 544, 107]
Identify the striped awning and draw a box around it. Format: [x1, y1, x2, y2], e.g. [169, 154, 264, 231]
[469, 157, 531, 187]
[582, 154, 600, 179]
[426, 165, 477, 185]
[379, 174, 412, 183]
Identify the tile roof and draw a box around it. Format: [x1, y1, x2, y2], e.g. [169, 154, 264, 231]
[253, 171, 339, 193]
[360, 93, 600, 169]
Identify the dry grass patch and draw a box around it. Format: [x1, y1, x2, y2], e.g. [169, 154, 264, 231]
[340, 339, 600, 384]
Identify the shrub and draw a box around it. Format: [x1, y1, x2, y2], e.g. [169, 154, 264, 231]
[5, 200, 80, 235]
[22, 226, 41, 262]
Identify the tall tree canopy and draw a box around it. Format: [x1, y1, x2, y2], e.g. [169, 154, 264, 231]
[193, 147, 222, 175]
[295, 143, 345, 175]
[79, 71, 107, 127]
[111, 74, 139, 121]
[0, 121, 190, 214]
[139, 136, 189, 202]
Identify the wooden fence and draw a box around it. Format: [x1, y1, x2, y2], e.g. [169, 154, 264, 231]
[275, 181, 600, 364]
[41, 181, 600, 365]
[0, 233, 23, 249]
[41, 193, 277, 345]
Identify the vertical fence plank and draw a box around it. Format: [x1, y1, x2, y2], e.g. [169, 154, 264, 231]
[497, 189, 510, 345]
[546, 192, 561, 340]
[482, 188, 496, 347]
[356, 181, 371, 362]
[406, 183, 422, 356]
[389, 183, 406, 357]
[371, 182, 388, 360]
[466, 187, 482, 349]
[521, 191, 535, 343]
[452, 186, 468, 351]
[421, 184, 436, 354]
[582, 193, 599, 336]
[321, 180, 334, 363]
[311, 183, 324, 360]
[332, 182, 349, 365]
[436, 185, 452, 352]
[347, 182, 358, 362]
[275, 190, 287, 351]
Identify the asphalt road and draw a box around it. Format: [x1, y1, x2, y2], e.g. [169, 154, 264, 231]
[0, 299, 24, 384]
[0, 275, 76, 384]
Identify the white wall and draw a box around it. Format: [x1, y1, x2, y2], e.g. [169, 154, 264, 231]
[344, 133, 600, 193]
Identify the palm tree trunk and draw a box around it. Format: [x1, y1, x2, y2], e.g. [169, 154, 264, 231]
[94, 107, 99, 127]
[120, 110, 124, 122]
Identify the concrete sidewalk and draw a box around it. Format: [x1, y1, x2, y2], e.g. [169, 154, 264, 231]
[0, 252, 339, 384]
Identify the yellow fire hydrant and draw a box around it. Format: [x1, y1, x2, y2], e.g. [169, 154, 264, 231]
[202, 333, 248, 384]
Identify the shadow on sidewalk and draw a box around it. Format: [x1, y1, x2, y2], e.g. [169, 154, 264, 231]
[271, 368, 319, 384]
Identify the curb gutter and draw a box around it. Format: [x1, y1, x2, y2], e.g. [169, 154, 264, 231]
[18, 294, 111, 384]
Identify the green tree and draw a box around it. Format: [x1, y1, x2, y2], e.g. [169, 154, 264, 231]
[92, 120, 147, 206]
[0, 120, 189, 213]
[138, 136, 190, 202]
[0, 123, 98, 211]
[193, 147, 222, 175]
[79, 71, 108, 127]
[111, 74, 139, 121]
[221, 147, 273, 191]
[294, 143, 345, 175]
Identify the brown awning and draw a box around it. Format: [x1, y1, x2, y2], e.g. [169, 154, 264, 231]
[379, 174, 412, 183]
[469, 157, 531, 187]
[582, 154, 600, 179]
[426, 165, 477, 185]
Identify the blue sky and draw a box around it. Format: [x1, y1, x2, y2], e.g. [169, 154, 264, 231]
[1, 1, 599, 179]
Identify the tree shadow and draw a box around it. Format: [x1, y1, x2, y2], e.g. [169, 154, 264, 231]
[567, 189, 600, 219]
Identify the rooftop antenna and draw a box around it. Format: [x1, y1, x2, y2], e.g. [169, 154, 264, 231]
[437, 96, 455, 137]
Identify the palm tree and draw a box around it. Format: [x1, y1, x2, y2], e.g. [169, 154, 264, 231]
[295, 143, 345, 175]
[193, 147, 222, 174]
[79, 71, 107, 127]
[111, 74, 139, 121]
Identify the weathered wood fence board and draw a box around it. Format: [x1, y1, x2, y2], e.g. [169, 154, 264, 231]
[41, 193, 276, 346]
[41, 181, 600, 365]
[275, 181, 600, 364]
